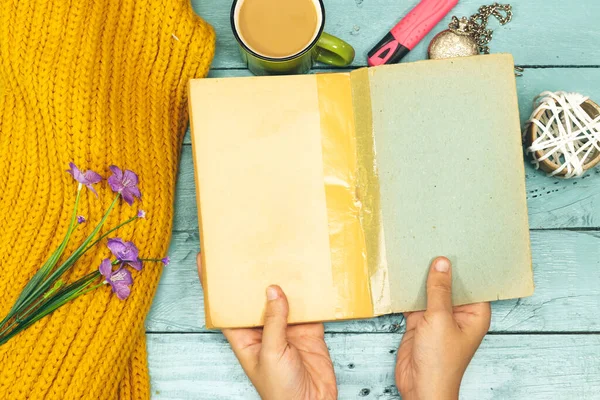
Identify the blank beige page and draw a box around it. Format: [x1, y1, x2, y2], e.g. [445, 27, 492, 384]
[189, 75, 337, 328]
[368, 54, 534, 312]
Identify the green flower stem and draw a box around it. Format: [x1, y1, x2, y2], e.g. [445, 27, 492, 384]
[0, 271, 101, 346]
[0, 319, 17, 338]
[8, 272, 95, 334]
[80, 282, 105, 296]
[44, 280, 66, 299]
[14, 281, 65, 322]
[139, 258, 164, 263]
[83, 215, 138, 254]
[15, 195, 120, 314]
[1, 185, 83, 329]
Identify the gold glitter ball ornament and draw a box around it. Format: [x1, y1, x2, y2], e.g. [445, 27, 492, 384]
[428, 17, 479, 60]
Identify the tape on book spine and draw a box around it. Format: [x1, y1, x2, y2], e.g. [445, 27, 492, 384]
[349, 69, 392, 316]
[316, 72, 391, 319]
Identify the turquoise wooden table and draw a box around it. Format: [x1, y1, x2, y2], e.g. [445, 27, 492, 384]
[146, 0, 600, 398]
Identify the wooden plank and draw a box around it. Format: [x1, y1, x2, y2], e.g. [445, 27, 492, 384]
[191, 0, 600, 69]
[178, 67, 600, 230]
[146, 230, 600, 333]
[147, 332, 600, 399]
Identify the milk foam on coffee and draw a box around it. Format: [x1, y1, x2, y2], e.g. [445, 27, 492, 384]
[236, 0, 320, 58]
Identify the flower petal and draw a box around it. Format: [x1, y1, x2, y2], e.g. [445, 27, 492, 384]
[67, 163, 77, 178]
[120, 188, 135, 205]
[107, 179, 124, 193]
[161, 256, 170, 266]
[98, 258, 113, 279]
[112, 282, 131, 300]
[128, 259, 143, 271]
[110, 268, 133, 285]
[85, 183, 99, 197]
[67, 163, 86, 183]
[109, 165, 123, 179]
[124, 241, 140, 260]
[128, 185, 141, 200]
[108, 165, 125, 193]
[107, 238, 127, 259]
[122, 169, 139, 186]
[83, 170, 102, 184]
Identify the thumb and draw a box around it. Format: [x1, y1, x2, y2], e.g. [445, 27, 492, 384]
[426, 257, 453, 314]
[261, 285, 289, 355]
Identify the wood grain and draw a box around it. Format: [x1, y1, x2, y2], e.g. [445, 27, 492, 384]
[190, 0, 600, 69]
[146, 230, 600, 333]
[147, 332, 600, 399]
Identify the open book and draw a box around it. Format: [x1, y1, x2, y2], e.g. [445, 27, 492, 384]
[189, 54, 534, 329]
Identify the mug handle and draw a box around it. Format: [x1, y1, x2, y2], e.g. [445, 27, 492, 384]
[314, 32, 355, 67]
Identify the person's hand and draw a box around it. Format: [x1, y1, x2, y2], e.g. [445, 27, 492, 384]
[196, 254, 338, 400]
[395, 257, 491, 400]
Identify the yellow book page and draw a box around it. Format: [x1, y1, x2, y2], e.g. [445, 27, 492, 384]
[189, 74, 373, 328]
[349, 68, 392, 316]
[317, 73, 374, 320]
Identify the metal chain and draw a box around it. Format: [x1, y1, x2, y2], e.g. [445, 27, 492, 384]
[450, 3, 513, 54]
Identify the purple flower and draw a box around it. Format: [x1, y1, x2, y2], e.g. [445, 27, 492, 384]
[67, 163, 102, 196]
[77, 216, 86, 224]
[161, 256, 170, 266]
[137, 210, 146, 219]
[99, 259, 133, 300]
[108, 166, 141, 205]
[107, 238, 142, 271]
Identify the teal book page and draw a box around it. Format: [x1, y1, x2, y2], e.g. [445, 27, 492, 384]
[367, 54, 534, 312]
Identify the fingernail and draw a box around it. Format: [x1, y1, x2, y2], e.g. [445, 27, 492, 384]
[266, 286, 279, 301]
[434, 257, 450, 273]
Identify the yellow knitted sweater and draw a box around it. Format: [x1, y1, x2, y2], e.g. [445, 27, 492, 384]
[0, 1, 214, 398]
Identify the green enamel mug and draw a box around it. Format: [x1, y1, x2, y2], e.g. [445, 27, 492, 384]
[230, 0, 355, 75]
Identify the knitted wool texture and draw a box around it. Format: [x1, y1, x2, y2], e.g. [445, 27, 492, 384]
[0, 1, 214, 398]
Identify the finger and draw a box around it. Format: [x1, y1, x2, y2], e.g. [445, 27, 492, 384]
[403, 311, 423, 331]
[402, 312, 411, 327]
[454, 302, 491, 337]
[454, 302, 491, 318]
[426, 257, 453, 314]
[196, 252, 204, 288]
[261, 285, 289, 355]
[222, 328, 263, 374]
[222, 328, 262, 353]
[468, 302, 491, 333]
[287, 322, 324, 338]
[287, 323, 325, 351]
